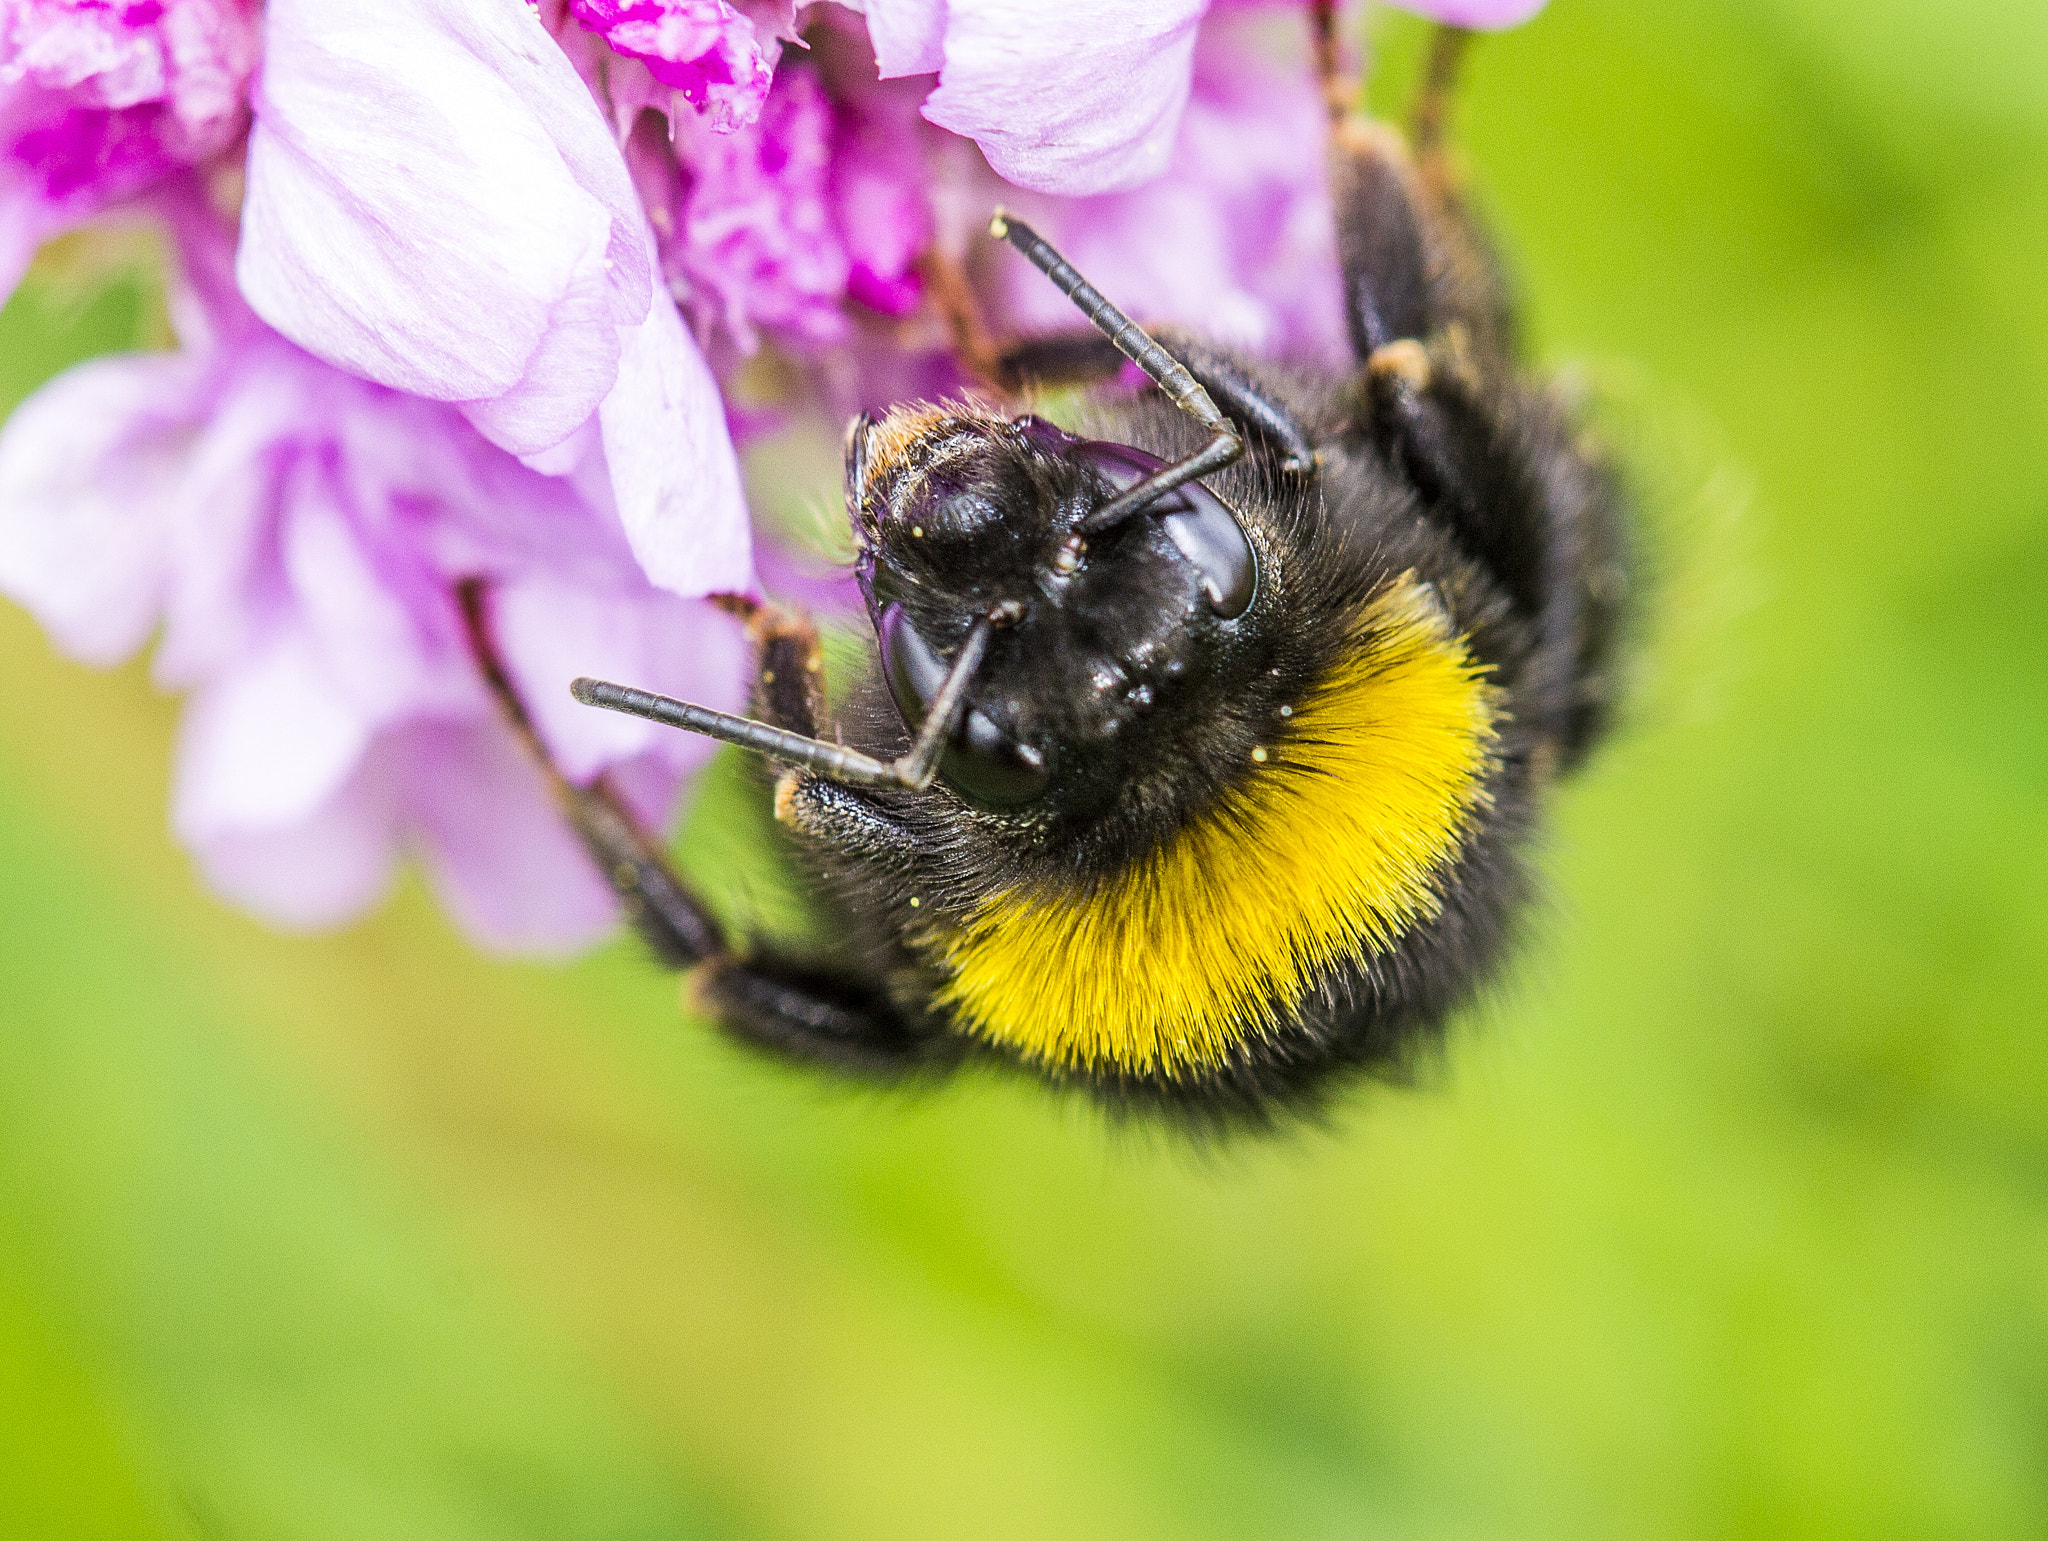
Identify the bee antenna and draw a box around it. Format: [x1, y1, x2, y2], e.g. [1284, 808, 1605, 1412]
[990, 210, 1242, 534]
[572, 609, 1005, 793]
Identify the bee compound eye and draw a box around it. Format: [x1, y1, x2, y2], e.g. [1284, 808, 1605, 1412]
[1070, 441, 1257, 618]
[1160, 486, 1257, 618]
[949, 707, 1050, 808]
[880, 601, 946, 724]
[878, 603, 1050, 809]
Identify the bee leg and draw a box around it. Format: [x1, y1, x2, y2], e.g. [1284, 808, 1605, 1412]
[689, 600, 966, 1076]
[1311, 0, 1357, 124]
[702, 772, 963, 1078]
[457, 579, 724, 968]
[690, 949, 959, 1079]
[719, 595, 827, 737]
[667, 763, 956, 1078]
[1330, 103, 1546, 612]
[1410, 24, 1473, 194]
[1332, 116, 1444, 362]
[1329, 90, 1629, 772]
[1330, 69, 1514, 366]
[995, 331, 1318, 475]
[465, 581, 957, 1079]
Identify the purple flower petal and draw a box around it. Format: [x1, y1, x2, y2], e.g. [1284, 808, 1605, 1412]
[858, 0, 1207, 196]
[567, 0, 774, 132]
[1391, 0, 1548, 29]
[3, 192, 746, 952]
[0, 348, 193, 664]
[403, 718, 630, 955]
[666, 67, 851, 351]
[186, 741, 403, 929]
[279, 475, 477, 728]
[0, 0, 257, 304]
[493, 575, 747, 780]
[237, 0, 653, 457]
[847, 0, 945, 77]
[597, 284, 756, 597]
[173, 625, 377, 841]
[994, 8, 1346, 362]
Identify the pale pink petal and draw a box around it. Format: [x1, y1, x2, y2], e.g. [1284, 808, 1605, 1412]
[404, 719, 627, 955]
[0, 349, 194, 665]
[920, 1, 1206, 196]
[153, 341, 315, 686]
[188, 742, 403, 929]
[492, 576, 746, 781]
[597, 284, 755, 597]
[172, 627, 376, 842]
[237, 0, 653, 456]
[602, 747, 692, 831]
[515, 416, 600, 478]
[279, 472, 475, 727]
[997, 13, 1346, 362]
[1392, 0, 1547, 28]
[841, 0, 947, 77]
[449, 264, 628, 456]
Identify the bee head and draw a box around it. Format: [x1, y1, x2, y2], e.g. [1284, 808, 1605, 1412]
[847, 404, 1261, 817]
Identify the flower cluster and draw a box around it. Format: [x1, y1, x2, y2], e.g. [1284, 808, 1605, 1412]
[0, 0, 1546, 951]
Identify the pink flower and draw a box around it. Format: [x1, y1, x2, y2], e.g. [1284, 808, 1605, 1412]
[537, 0, 799, 135]
[566, 0, 773, 132]
[1393, 0, 1548, 27]
[660, 65, 852, 354]
[236, 0, 753, 600]
[991, 5, 1347, 363]
[593, 16, 926, 364]
[0, 0, 1565, 954]
[0, 193, 747, 949]
[844, 0, 1548, 197]
[828, 60, 931, 320]
[851, 0, 1207, 196]
[0, 0, 258, 300]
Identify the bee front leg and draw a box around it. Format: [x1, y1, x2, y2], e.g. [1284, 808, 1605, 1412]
[682, 766, 961, 1080]
[727, 597, 827, 737]
[691, 600, 964, 1078]
[464, 582, 957, 1081]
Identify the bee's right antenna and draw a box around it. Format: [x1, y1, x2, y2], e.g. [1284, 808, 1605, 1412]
[989, 211, 1242, 535]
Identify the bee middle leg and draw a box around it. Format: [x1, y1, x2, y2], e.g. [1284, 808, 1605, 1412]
[1329, 69, 1545, 608]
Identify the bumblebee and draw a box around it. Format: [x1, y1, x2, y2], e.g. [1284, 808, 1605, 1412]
[478, 33, 1627, 1130]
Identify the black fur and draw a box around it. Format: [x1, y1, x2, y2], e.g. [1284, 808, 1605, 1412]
[610, 112, 1629, 1131]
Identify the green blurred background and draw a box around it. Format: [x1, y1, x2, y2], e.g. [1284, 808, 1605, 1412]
[4, 0, 2046, 1536]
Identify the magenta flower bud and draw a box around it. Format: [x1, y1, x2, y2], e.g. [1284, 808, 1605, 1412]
[567, 0, 774, 131]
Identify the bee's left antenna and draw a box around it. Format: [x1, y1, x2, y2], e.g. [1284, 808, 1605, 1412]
[573, 605, 1014, 792]
[989, 211, 1243, 534]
